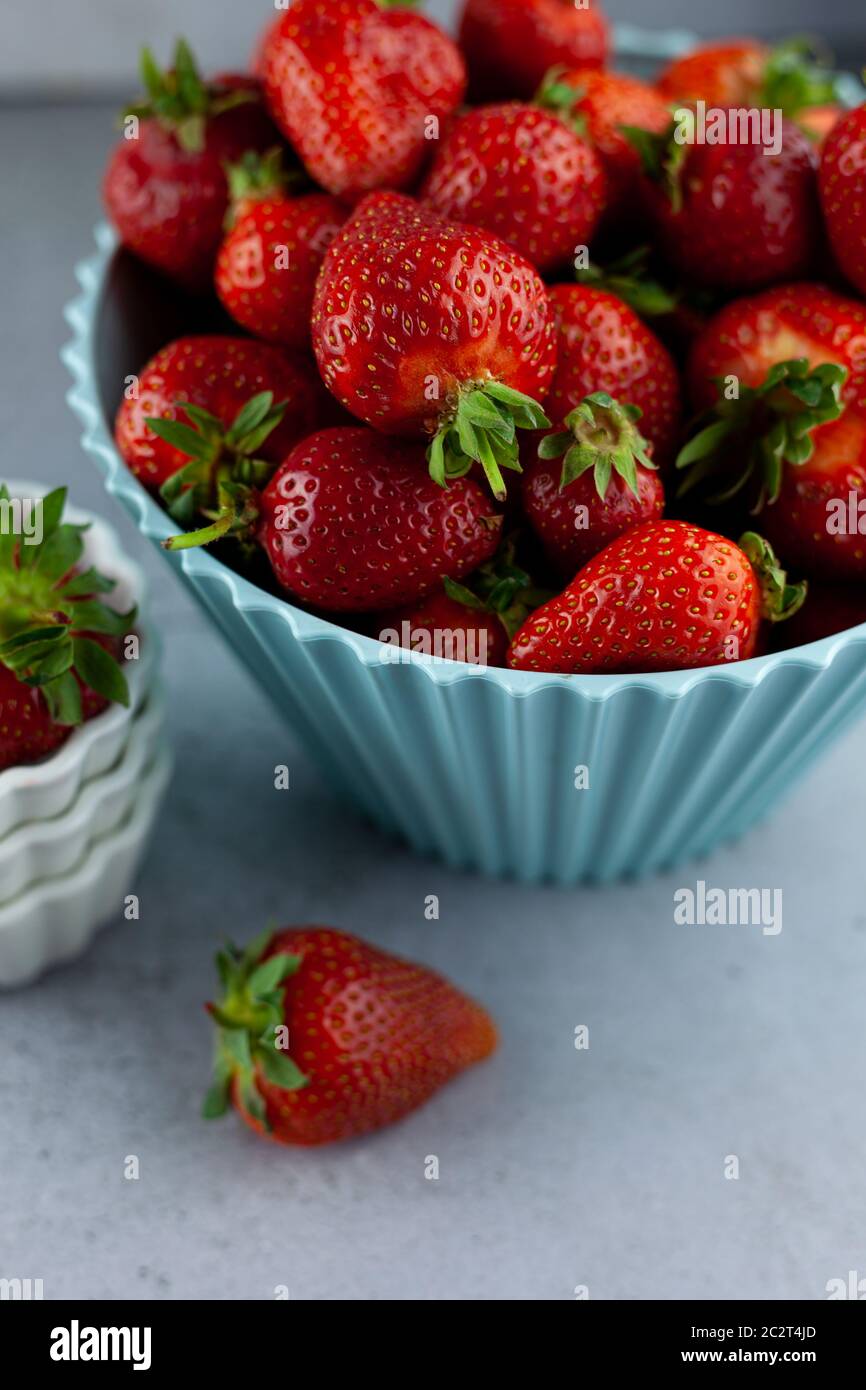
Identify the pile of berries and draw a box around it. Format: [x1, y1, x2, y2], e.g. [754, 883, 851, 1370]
[105, 0, 866, 675]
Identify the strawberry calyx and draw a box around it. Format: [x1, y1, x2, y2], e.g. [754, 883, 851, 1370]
[676, 359, 847, 511]
[0, 485, 135, 726]
[739, 532, 808, 624]
[428, 382, 551, 502]
[575, 246, 681, 319]
[621, 119, 689, 213]
[539, 393, 657, 502]
[123, 39, 258, 155]
[443, 537, 554, 641]
[203, 930, 309, 1129]
[223, 147, 306, 227]
[534, 66, 590, 138]
[758, 37, 845, 124]
[150, 391, 287, 550]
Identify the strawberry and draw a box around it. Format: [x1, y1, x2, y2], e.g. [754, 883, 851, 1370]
[203, 926, 497, 1146]
[376, 540, 548, 666]
[258, 0, 465, 203]
[312, 192, 557, 500]
[536, 67, 672, 217]
[215, 150, 348, 351]
[0, 485, 135, 769]
[820, 105, 866, 299]
[115, 335, 327, 536]
[508, 521, 805, 674]
[421, 102, 606, 275]
[103, 41, 279, 289]
[627, 116, 821, 292]
[523, 393, 664, 576]
[676, 358, 866, 580]
[656, 37, 845, 140]
[686, 283, 866, 418]
[165, 427, 502, 613]
[544, 285, 682, 466]
[458, 0, 609, 103]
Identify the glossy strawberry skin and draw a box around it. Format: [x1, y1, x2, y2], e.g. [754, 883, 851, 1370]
[256, 427, 501, 612]
[103, 78, 278, 290]
[556, 69, 672, 216]
[312, 192, 557, 437]
[522, 440, 665, 578]
[687, 284, 866, 417]
[645, 121, 821, 293]
[215, 193, 348, 351]
[375, 591, 508, 667]
[545, 286, 682, 465]
[114, 336, 326, 491]
[508, 521, 762, 674]
[656, 40, 769, 107]
[422, 103, 606, 274]
[232, 928, 497, 1147]
[820, 107, 866, 298]
[458, 0, 609, 102]
[258, 0, 465, 202]
[0, 637, 117, 772]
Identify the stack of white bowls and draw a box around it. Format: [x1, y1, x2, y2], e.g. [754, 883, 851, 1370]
[0, 486, 171, 987]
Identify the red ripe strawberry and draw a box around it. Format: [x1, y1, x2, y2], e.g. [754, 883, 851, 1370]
[204, 926, 497, 1146]
[820, 106, 866, 299]
[421, 103, 606, 275]
[215, 151, 348, 351]
[458, 0, 609, 103]
[165, 426, 502, 613]
[537, 67, 671, 217]
[376, 541, 547, 667]
[0, 486, 135, 769]
[258, 0, 465, 203]
[312, 192, 557, 500]
[544, 285, 682, 465]
[508, 521, 805, 674]
[115, 335, 327, 538]
[103, 42, 279, 289]
[686, 284, 866, 418]
[656, 38, 844, 140]
[628, 115, 821, 292]
[523, 393, 664, 576]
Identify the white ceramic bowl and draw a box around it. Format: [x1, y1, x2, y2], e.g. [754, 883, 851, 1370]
[0, 481, 153, 838]
[0, 746, 173, 987]
[0, 684, 165, 906]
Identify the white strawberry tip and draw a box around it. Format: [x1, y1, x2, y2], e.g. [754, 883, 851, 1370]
[538, 392, 656, 502]
[427, 381, 551, 502]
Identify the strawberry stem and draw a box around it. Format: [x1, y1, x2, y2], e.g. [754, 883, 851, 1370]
[122, 38, 257, 154]
[739, 532, 808, 624]
[538, 392, 656, 501]
[427, 381, 550, 502]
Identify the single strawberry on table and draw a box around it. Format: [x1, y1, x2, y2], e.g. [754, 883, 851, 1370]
[508, 521, 806, 675]
[103, 40, 279, 290]
[165, 426, 502, 614]
[626, 115, 822, 293]
[820, 103, 866, 299]
[204, 926, 497, 1146]
[257, 0, 466, 202]
[115, 335, 328, 538]
[0, 486, 135, 770]
[421, 101, 607, 275]
[215, 149, 348, 352]
[543, 284, 682, 467]
[523, 393, 664, 577]
[458, 0, 609, 102]
[535, 66, 672, 219]
[312, 192, 557, 502]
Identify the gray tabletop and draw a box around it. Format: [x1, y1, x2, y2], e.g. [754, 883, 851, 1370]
[1, 103, 864, 1302]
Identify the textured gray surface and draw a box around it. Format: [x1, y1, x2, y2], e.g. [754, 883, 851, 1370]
[1, 103, 865, 1302]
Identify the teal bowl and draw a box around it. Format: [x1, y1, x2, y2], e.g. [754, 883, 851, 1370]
[62, 32, 866, 885]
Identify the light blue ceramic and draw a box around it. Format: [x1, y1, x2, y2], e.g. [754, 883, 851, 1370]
[62, 31, 866, 884]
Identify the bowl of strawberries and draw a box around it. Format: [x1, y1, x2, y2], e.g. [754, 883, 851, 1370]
[64, 0, 866, 884]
